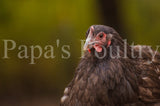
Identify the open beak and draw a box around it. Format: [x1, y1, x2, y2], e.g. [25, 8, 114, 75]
[83, 26, 94, 51]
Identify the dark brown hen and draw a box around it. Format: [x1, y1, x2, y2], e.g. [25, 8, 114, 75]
[60, 25, 160, 106]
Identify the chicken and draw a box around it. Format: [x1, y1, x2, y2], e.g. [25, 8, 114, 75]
[60, 25, 160, 106]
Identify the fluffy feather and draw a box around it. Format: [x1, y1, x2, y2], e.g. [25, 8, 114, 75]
[61, 25, 160, 106]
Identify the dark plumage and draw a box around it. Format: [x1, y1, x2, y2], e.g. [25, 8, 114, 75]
[60, 25, 160, 106]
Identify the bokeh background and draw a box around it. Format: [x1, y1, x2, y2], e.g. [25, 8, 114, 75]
[0, 0, 160, 106]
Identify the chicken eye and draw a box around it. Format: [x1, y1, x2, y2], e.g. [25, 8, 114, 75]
[99, 33, 103, 38]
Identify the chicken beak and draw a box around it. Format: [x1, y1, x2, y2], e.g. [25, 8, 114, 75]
[83, 36, 92, 50]
[83, 26, 94, 51]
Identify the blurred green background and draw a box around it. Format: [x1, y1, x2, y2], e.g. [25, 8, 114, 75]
[0, 0, 160, 106]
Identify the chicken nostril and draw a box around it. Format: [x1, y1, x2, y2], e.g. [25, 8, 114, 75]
[92, 43, 95, 45]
